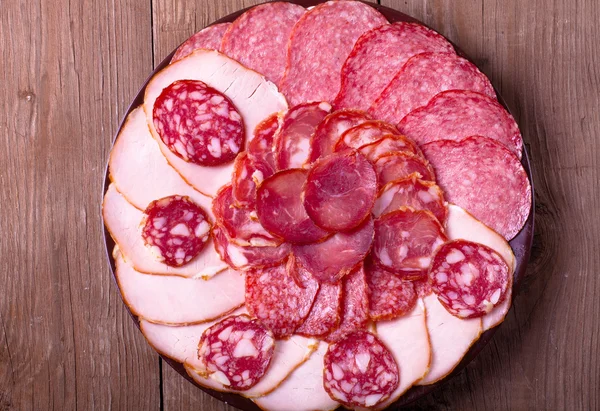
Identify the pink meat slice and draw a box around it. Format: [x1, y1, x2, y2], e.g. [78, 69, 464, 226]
[171, 23, 231, 63]
[248, 113, 280, 168]
[365, 259, 418, 321]
[375, 153, 436, 188]
[336, 120, 400, 151]
[295, 281, 343, 338]
[231, 151, 275, 207]
[358, 134, 420, 163]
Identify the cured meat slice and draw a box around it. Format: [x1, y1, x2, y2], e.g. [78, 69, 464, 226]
[323, 330, 399, 408]
[335, 22, 454, 111]
[212, 225, 290, 271]
[429, 240, 511, 318]
[418, 294, 482, 385]
[220, 2, 305, 85]
[248, 113, 280, 168]
[308, 109, 371, 163]
[279, 1, 388, 106]
[372, 208, 447, 278]
[231, 152, 275, 207]
[274, 102, 332, 170]
[152, 80, 244, 166]
[197, 314, 275, 390]
[483, 283, 512, 331]
[103, 184, 227, 278]
[295, 282, 342, 338]
[245, 258, 319, 338]
[413, 278, 433, 299]
[114, 250, 244, 324]
[398, 90, 523, 158]
[375, 153, 436, 188]
[303, 151, 377, 232]
[358, 134, 420, 163]
[373, 176, 447, 224]
[212, 185, 281, 247]
[365, 259, 417, 321]
[422, 135, 531, 240]
[293, 216, 374, 284]
[171, 23, 231, 63]
[143, 50, 287, 197]
[256, 169, 329, 244]
[335, 120, 400, 151]
[369, 52, 496, 124]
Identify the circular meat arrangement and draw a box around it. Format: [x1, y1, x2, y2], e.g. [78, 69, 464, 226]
[103, 2, 533, 410]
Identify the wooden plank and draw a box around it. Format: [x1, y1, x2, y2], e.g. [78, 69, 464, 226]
[0, 0, 160, 410]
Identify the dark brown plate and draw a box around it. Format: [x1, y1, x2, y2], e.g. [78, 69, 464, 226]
[102, 1, 534, 409]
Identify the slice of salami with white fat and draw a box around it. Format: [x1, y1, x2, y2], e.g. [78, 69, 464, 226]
[358, 134, 420, 163]
[375, 153, 436, 188]
[334, 22, 454, 111]
[365, 259, 418, 321]
[335, 120, 400, 151]
[231, 151, 275, 207]
[295, 282, 343, 338]
[279, 1, 388, 105]
[220, 2, 305, 86]
[422, 135, 531, 240]
[369, 52, 496, 124]
[171, 23, 231, 63]
[143, 50, 287, 197]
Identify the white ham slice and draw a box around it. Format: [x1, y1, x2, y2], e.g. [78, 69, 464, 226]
[109, 106, 211, 211]
[254, 342, 340, 411]
[103, 183, 227, 278]
[115, 249, 244, 324]
[142, 49, 288, 197]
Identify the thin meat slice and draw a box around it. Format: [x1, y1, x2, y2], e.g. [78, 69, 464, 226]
[220, 2, 305, 86]
[398, 90, 523, 158]
[335, 22, 454, 111]
[375, 153, 436, 188]
[248, 113, 280, 168]
[369, 52, 496, 124]
[279, 1, 388, 106]
[231, 152, 275, 207]
[293, 216, 374, 284]
[422, 135, 531, 240]
[365, 259, 418, 321]
[256, 169, 330, 244]
[336, 120, 400, 151]
[295, 282, 343, 338]
[171, 23, 231, 63]
[303, 151, 377, 232]
[323, 330, 399, 408]
[358, 134, 420, 163]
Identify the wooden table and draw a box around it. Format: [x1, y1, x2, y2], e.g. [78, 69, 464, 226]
[1, 0, 598, 409]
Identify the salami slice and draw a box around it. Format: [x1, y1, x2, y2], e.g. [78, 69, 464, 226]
[295, 282, 343, 338]
[231, 152, 275, 207]
[323, 330, 399, 408]
[429, 239, 510, 318]
[248, 113, 280, 168]
[303, 151, 377, 232]
[245, 257, 319, 338]
[373, 208, 447, 278]
[171, 23, 231, 63]
[308, 109, 372, 163]
[220, 2, 305, 85]
[365, 259, 418, 321]
[279, 1, 388, 106]
[274, 102, 332, 170]
[373, 176, 447, 224]
[421, 135, 531, 240]
[293, 216, 374, 284]
[358, 134, 420, 163]
[398, 90, 523, 158]
[375, 153, 436, 188]
[335, 120, 400, 151]
[141, 195, 211, 267]
[369, 52, 496, 124]
[197, 314, 275, 390]
[334, 22, 454, 111]
[256, 169, 330, 244]
[152, 80, 244, 166]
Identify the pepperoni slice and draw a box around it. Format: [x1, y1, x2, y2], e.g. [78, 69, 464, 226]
[152, 80, 244, 166]
[335, 120, 400, 151]
[358, 134, 420, 163]
[295, 282, 342, 338]
[375, 152, 436, 188]
[256, 169, 330, 244]
[323, 331, 399, 408]
[429, 239, 510, 318]
[373, 208, 447, 279]
[141, 195, 211, 267]
[171, 23, 231, 63]
[197, 314, 275, 390]
[231, 152, 275, 207]
[365, 259, 418, 321]
[248, 114, 280, 168]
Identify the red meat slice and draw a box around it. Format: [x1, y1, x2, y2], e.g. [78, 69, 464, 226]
[248, 113, 280, 168]
[171, 23, 231, 63]
[365, 259, 418, 321]
[375, 153, 436, 188]
[295, 281, 343, 338]
[335, 120, 400, 151]
[231, 152, 275, 207]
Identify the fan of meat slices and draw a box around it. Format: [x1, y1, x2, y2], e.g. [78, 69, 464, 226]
[103, 1, 532, 410]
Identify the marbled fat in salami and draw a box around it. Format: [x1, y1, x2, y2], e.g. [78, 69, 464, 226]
[375, 153, 436, 188]
[358, 134, 420, 163]
[295, 281, 342, 338]
[231, 152, 275, 207]
[248, 113, 280, 168]
[335, 120, 400, 151]
[365, 259, 418, 321]
[171, 23, 231, 63]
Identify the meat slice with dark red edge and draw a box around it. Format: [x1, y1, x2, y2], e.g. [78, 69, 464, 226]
[373, 176, 447, 223]
[197, 314, 275, 390]
[369, 52, 496, 124]
[141, 195, 211, 267]
[212, 185, 281, 247]
[422, 135, 531, 240]
[335, 120, 400, 151]
[373, 208, 447, 279]
[274, 102, 332, 170]
[334, 22, 455, 111]
[231, 152, 275, 207]
[323, 330, 399, 408]
[171, 23, 231, 63]
[429, 239, 511, 318]
[308, 109, 371, 164]
[256, 169, 330, 244]
[358, 134, 420, 163]
[375, 153, 436, 188]
[303, 151, 377, 232]
[279, 1, 388, 106]
[365, 259, 418, 321]
[398, 90, 523, 158]
[245, 257, 318, 338]
[293, 216, 374, 284]
[220, 2, 305, 86]
[152, 80, 244, 166]
[248, 113, 280, 168]
[295, 282, 343, 338]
